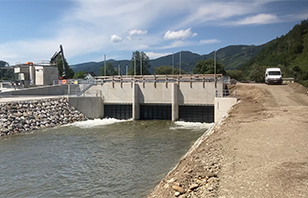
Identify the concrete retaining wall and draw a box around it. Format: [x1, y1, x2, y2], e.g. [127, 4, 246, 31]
[177, 82, 219, 105]
[214, 97, 238, 122]
[68, 97, 103, 119]
[91, 83, 133, 103]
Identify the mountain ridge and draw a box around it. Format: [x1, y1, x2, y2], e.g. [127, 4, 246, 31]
[70, 45, 264, 75]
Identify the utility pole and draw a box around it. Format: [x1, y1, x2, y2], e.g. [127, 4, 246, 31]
[140, 53, 143, 75]
[214, 50, 217, 95]
[214, 50, 216, 79]
[104, 54, 106, 76]
[134, 55, 136, 76]
[172, 53, 174, 75]
[179, 51, 182, 75]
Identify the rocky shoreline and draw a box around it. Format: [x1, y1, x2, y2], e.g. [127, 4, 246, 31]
[0, 97, 87, 136]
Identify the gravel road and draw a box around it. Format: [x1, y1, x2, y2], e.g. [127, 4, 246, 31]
[219, 83, 308, 198]
[148, 82, 308, 198]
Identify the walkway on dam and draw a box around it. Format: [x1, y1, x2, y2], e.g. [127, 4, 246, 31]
[0, 95, 63, 104]
[148, 82, 308, 198]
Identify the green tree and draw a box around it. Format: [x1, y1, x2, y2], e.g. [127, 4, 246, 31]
[56, 55, 74, 79]
[154, 65, 185, 75]
[193, 59, 226, 75]
[293, 65, 303, 81]
[248, 64, 266, 83]
[0, 60, 15, 80]
[278, 64, 293, 78]
[73, 71, 87, 79]
[226, 70, 243, 81]
[100, 62, 117, 76]
[0, 60, 9, 67]
[128, 51, 151, 75]
[291, 65, 308, 86]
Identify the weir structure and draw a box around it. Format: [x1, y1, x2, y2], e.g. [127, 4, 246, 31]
[68, 75, 237, 123]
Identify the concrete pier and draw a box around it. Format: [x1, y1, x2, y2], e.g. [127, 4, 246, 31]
[171, 83, 179, 121]
[132, 83, 140, 120]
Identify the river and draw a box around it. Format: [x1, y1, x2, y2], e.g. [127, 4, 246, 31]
[0, 119, 212, 198]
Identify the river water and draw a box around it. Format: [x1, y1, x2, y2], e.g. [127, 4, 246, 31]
[0, 119, 212, 198]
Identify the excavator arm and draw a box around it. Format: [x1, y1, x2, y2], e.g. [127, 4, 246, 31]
[50, 44, 66, 78]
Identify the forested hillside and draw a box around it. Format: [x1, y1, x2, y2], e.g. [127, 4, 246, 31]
[149, 51, 201, 73]
[243, 20, 308, 70]
[240, 19, 308, 85]
[208, 45, 265, 69]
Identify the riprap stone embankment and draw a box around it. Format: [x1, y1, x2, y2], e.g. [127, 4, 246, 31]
[0, 97, 86, 136]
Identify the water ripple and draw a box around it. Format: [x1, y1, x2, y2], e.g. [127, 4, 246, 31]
[0, 120, 210, 198]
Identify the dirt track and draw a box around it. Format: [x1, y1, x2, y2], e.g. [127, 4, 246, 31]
[148, 83, 308, 198]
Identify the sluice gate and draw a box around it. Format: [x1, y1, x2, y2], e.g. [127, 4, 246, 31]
[140, 104, 172, 120]
[103, 103, 214, 123]
[179, 105, 214, 123]
[104, 104, 132, 120]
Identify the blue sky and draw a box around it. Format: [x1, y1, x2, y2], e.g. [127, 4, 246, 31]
[0, 0, 307, 65]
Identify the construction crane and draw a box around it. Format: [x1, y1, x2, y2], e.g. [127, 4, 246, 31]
[50, 44, 66, 78]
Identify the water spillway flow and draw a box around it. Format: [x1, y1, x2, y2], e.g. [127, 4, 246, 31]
[0, 119, 212, 198]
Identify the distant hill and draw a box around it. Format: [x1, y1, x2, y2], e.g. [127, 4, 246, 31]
[241, 19, 308, 72]
[148, 51, 201, 74]
[70, 45, 263, 75]
[209, 45, 265, 69]
[70, 61, 104, 76]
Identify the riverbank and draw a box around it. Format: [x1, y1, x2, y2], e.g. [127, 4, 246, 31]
[148, 82, 308, 198]
[0, 97, 86, 136]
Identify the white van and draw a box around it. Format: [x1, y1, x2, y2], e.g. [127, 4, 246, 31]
[265, 68, 283, 85]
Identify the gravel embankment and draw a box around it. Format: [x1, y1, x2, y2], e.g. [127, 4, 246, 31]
[148, 83, 308, 198]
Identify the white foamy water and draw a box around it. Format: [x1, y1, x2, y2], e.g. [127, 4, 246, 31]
[68, 118, 129, 128]
[170, 121, 214, 131]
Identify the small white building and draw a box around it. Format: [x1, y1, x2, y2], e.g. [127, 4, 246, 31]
[14, 62, 59, 87]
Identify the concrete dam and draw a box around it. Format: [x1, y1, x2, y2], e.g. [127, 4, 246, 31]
[68, 75, 237, 123]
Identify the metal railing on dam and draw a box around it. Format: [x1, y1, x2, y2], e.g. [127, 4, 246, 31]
[94, 74, 223, 85]
[67, 74, 237, 123]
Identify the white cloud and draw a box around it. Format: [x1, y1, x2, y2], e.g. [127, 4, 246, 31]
[200, 39, 221, 44]
[127, 30, 148, 40]
[164, 28, 196, 40]
[233, 14, 280, 25]
[177, 2, 254, 28]
[110, 35, 122, 43]
[146, 52, 172, 59]
[160, 40, 194, 49]
[0, 0, 306, 65]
